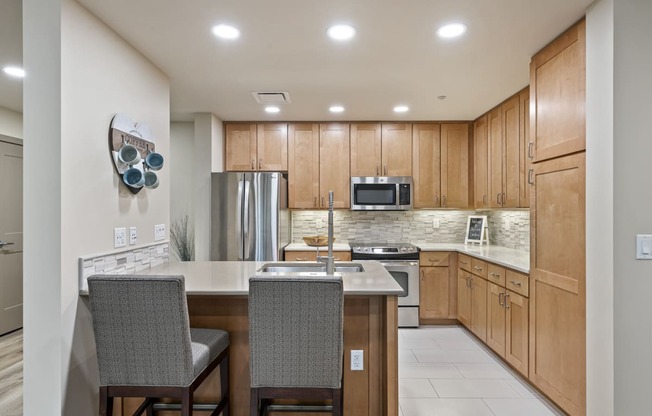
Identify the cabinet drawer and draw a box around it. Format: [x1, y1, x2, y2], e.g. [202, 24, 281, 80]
[420, 252, 450, 267]
[506, 269, 529, 297]
[471, 258, 488, 278]
[487, 264, 506, 287]
[458, 254, 472, 272]
[284, 250, 351, 262]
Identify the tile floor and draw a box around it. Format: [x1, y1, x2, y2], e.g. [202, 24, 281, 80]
[398, 325, 565, 416]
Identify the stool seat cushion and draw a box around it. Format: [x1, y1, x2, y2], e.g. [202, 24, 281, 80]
[190, 328, 230, 378]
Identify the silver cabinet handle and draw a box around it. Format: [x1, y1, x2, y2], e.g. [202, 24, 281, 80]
[258, 158, 262, 169]
[384, 165, 387, 175]
[376, 165, 379, 176]
[295, 257, 307, 261]
[460, 261, 468, 266]
[489, 272, 500, 279]
[251, 159, 255, 170]
[497, 193, 502, 205]
[0, 241, 15, 248]
[510, 280, 522, 287]
[505, 293, 510, 309]
[528, 169, 535, 185]
[498, 292, 504, 306]
[474, 266, 482, 271]
[528, 142, 534, 159]
[435, 195, 440, 207]
[483, 195, 488, 206]
[314, 196, 317, 207]
[321, 196, 325, 207]
[442, 195, 447, 207]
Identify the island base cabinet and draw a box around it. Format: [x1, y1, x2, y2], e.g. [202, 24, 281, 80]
[121, 295, 399, 416]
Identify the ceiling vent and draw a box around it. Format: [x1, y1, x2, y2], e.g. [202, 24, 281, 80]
[251, 91, 292, 104]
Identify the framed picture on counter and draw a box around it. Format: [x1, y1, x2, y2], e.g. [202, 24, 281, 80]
[465, 215, 488, 245]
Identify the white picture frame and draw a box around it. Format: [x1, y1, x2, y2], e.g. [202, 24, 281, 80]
[465, 215, 488, 245]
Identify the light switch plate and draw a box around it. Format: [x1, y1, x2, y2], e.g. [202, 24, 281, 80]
[636, 235, 652, 259]
[114, 227, 127, 248]
[154, 224, 166, 241]
[129, 227, 137, 245]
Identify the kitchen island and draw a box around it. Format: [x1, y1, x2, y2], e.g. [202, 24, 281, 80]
[97, 260, 402, 416]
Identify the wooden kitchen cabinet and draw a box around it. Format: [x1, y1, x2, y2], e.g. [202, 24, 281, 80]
[350, 123, 381, 177]
[412, 124, 441, 208]
[458, 254, 488, 341]
[487, 281, 506, 356]
[350, 123, 411, 177]
[319, 123, 350, 208]
[419, 252, 457, 321]
[284, 250, 351, 262]
[520, 88, 531, 208]
[288, 123, 320, 208]
[505, 290, 529, 376]
[288, 123, 351, 209]
[457, 270, 472, 328]
[529, 152, 585, 415]
[440, 123, 473, 208]
[473, 115, 489, 209]
[488, 94, 521, 208]
[530, 19, 585, 162]
[470, 274, 487, 342]
[225, 123, 288, 171]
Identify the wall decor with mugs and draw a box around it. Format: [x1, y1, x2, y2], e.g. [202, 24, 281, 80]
[109, 113, 164, 194]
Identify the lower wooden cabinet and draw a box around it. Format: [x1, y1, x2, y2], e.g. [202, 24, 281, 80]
[419, 252, 457, 321]
[487, 282, 507, 355]
[470, 275, 487, 342]
[284, 250, 351, 262]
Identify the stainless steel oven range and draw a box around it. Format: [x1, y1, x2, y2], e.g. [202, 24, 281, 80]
[350, 242, 420, 327]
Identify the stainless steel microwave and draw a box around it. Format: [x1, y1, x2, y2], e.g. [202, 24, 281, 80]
[350, 176, 413, 211]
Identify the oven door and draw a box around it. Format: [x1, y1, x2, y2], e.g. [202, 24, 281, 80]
[380, 260, 420, 327]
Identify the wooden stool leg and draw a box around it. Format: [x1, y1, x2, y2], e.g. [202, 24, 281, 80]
[332, 389, 342, 416]
[250, 388, 258, 416]
[181, 388, 193, 416]
[99, 386, 113, 416]
[220, 354, 230, 416]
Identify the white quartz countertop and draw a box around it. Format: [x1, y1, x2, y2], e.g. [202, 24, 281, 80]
[416, 243, 530, 274]
[285, 243, 352, 251]
[82, 260, 404, 296]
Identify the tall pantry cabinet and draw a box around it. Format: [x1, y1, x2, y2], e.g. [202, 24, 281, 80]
[528, 18, 586, 416]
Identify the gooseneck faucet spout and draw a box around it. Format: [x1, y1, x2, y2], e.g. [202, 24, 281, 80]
[326, 191, 335, 275]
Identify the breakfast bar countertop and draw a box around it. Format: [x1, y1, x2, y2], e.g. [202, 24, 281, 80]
[106, 260, 404, 296]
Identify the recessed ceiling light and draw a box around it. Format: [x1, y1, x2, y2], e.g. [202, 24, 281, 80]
[265, 106, 280, 113]
[436, 23, 467, 39]
[329, 105, 345, 113]
[393, 105, 409, 113]
[2, 66, 25, 78]
[327, 24, 356, 41]
[212, 24, 240, 40]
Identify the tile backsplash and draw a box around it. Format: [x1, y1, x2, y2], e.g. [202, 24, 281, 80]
[291, 209, 529, 250]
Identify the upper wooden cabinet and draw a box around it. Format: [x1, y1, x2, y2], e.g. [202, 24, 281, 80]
[473, 116, 489, 209]
[225, 123, 288, 171]
[351, 123, 412, 177]
[319, 123, 351, 209]
[288, 124, 319, 209]
[288, 123, 350, 209]
[488, 95, 521, 208]
[520, 88, 531, 208]
[530, 19, 586, 162]
[412, 124, 441, 208]
[440, 123, 473, 208]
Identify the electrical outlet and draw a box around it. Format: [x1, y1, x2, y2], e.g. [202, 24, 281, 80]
[154, 224, 166, 241]
[129, 227, 137, 245]
[114, 227, 127, 248]
[432, 219, 440, 229]
[505, 218, 512, 229]
[351, 350, 363, 371]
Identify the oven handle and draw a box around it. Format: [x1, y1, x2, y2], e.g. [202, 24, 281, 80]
[378, 260, 419, 267]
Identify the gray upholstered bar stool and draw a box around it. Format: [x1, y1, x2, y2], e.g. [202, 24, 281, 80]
[88, 275, 230, 416]
[248, 275, 344, 416]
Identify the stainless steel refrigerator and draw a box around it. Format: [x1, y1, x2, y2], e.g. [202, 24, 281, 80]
[210, 172, 290, 261]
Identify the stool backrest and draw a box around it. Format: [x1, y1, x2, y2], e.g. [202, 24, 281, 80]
[87, 275, 194, 386]
[248, 276, 344, 388]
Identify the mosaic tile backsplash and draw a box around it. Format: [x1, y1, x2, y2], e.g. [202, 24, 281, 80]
[78, 242, 169, 291]
[291, 210, 529, 250]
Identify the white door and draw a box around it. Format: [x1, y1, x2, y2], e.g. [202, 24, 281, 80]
[0, 139, 23, 335]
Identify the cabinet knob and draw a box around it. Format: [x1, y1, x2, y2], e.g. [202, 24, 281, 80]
[474, 266, 482, 271]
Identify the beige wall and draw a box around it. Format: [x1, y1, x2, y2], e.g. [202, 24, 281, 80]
[23, 0, 170, 414]
[0, 106, 22, 139]
[170, 121, 195, 235]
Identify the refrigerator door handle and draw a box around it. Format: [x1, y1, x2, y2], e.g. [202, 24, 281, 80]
[236, 179, 245, 261]
[243, 178, 252, 259]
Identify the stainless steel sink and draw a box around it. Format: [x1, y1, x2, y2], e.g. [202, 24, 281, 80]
[257, 262, 365, 274]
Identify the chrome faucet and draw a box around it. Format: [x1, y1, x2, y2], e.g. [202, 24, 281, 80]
[317, 191, 335, 275]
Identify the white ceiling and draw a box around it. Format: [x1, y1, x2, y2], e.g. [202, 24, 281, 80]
[0, 0, 23, 113]
[2, 0, 593, 122]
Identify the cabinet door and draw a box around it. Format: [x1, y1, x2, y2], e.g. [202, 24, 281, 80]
[257, 123, 288, 171]
[502, 95, 521, 208]
[470, 276, 487, 342]
[419, 266, 449, 319]
[285, 251, 318, 261]
[473, 115, 489, 209]
[486, 282, 506, 356]
[506, 290, 529, 377]
[225, 124, 257, 171]
[488, 108, 503, 208]
[381, 123, 412, 176]
[350, 123, 381, 176]
[440, 123, 472, 208]
[530, 19, 585, 162]
[520, 87, 531, 208]
[412, 124, 441, 208]
[529, 152, 585, 415]
[457, 271, 472, 328]
[319, 123, 351, 208]
[288, 124, 320, 209]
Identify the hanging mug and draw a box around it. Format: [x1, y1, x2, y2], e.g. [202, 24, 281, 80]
[123, 167, 144, 188]
[143, 171, 159, 189]
[118, 144, 141, 166]
[145, 151, 164, 171]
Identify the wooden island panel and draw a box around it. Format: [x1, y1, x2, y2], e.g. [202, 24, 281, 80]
[120, 295, 398, 416]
